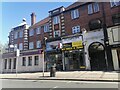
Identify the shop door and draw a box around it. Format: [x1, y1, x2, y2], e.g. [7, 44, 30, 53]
[89, 42, 107, 71]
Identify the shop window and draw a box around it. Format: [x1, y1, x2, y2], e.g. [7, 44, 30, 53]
[34, 56, 39, 65]
[4, 59, 7, 69]
[13, 58, 16, 69]
[9, 59, 11, 69]
[28, 56, 32, 66]
[22, 57, 26, 66]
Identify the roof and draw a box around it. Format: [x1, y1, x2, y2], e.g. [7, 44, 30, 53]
[29, 17, 50, 29]
[65, 2, 88, 11]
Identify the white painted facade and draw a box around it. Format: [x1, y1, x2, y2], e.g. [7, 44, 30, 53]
[2, 52, 45, 73]
[107, 25, 120, 70]
[83, 29, 105, 70]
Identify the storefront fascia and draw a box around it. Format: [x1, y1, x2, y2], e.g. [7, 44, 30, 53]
[61, 35, 86, 71]
[46, 40, 63, 71]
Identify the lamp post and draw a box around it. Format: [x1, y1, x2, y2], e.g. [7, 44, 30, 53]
[43, 37, 47, 77]
[10, 45, 19, 76]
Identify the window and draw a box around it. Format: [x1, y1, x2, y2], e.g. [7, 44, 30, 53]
[13, 58, 16, 69]
[112, 13, 120, 25]
[29, 29, 34, 36]
[93, 2, 99, 12]
[72, 26, 80, 34]
[28, 56, 32, 66]
[19, 31, 23, 38]
[19, 43, 23, 50]
[22, 57, 26, 66]
[29, 42, 34, 49]
[36, 27, 41, 34]
[88, 3, 99, 14]
[54, 30, 60, 37]
[71, 9, 79, 19]
[110, 0, 120, 7]
[14, 44, 18, 49]
[44, 24, 49, 32]
[53, 16, 60, 25]
[14, 32, 18, 39]
[9, 59, 11, 69]
[36, 41, 41, 48]
[4, 59, 7, 69]
[34, 56, 39, 65]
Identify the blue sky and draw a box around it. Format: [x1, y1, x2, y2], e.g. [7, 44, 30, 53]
[1, 2, 73, 44]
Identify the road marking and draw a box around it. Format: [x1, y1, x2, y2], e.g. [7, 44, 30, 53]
[50, 86, 58, 90]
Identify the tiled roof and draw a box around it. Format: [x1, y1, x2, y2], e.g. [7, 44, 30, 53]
[29, 17, 50, 28]
[65, 2, 87, 11]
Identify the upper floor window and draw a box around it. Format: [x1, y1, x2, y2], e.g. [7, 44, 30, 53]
[53, 16, 60, 25]
[54, 30, 60, 37]
[71, 9, 79, 19]
[93, 2, 100, 12]
[88, 3, 99, 14]
[110, 0, 120, 7]
[36, 27, 41, 34]
[72, 25, 80, 34]
[29, 42, 34, 49]
[112, 13, 120, 25]
[19, 43, 23, 50]
[44, 24, 49, 32]
[36, 41, 41, 48]
[14, 32, 18, 39]
[29, 29, 34, 36]
[19, 31, 23, 38]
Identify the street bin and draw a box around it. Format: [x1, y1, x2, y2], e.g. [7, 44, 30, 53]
[50, 66, 56, 77]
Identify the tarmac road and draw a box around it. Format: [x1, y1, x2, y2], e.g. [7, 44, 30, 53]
[1, 79, 119, 89]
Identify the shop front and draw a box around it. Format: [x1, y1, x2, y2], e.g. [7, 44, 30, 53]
[46, 38, 63, 71]
[62, 34, 85, 71]
[107, 25, 120, 70]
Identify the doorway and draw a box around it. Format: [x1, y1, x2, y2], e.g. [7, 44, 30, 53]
[88, 42, 107, 71]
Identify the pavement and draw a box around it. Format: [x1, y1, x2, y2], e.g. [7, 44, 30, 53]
[0, 71, 119, 82]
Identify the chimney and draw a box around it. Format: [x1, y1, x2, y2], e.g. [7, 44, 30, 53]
[31, 12, 36, 25]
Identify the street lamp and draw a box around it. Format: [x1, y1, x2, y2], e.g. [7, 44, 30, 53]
[42, 37, 47, 77]
[10, 45, 20, 76]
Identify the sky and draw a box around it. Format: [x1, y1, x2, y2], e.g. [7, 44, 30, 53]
[0, 2, 73, 44]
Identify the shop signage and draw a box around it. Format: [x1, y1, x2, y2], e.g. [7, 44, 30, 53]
[62, 41, 83, 51]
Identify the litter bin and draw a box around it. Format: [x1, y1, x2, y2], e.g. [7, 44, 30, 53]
[50, 66, 56, 77]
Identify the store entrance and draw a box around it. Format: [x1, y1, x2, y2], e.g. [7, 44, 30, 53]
[88, 42, 107, 71]
[64, 49, 85, 70]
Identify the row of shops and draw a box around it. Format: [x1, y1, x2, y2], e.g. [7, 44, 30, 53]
[2, 26, 120, 73]
[45, 26, 120, 71]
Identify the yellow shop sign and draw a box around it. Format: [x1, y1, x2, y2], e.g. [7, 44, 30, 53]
[72, 41, 83, 47]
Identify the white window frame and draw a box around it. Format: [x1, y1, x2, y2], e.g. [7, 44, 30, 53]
[19, 43, 23, 50]
[19, 31, 23, 38]
[29, 42, 34, 49]
[71, 9, 79, 19]
[54, 30, 60, 37]
[44, 24, 49, 33]
[53, 16, 60, 25]
[36, 41, 41, 48]
[36, 27, 41, 34]
[93, 2, 99, 13]
[29, 29, 34, 36]
[88, 4, 93, 14]
[110, 0, 120, 7]
[14, 32, 18, 39]
[72, 25, 80, 34]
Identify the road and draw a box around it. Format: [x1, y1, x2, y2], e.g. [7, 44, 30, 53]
[1, 79, 119, 89]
